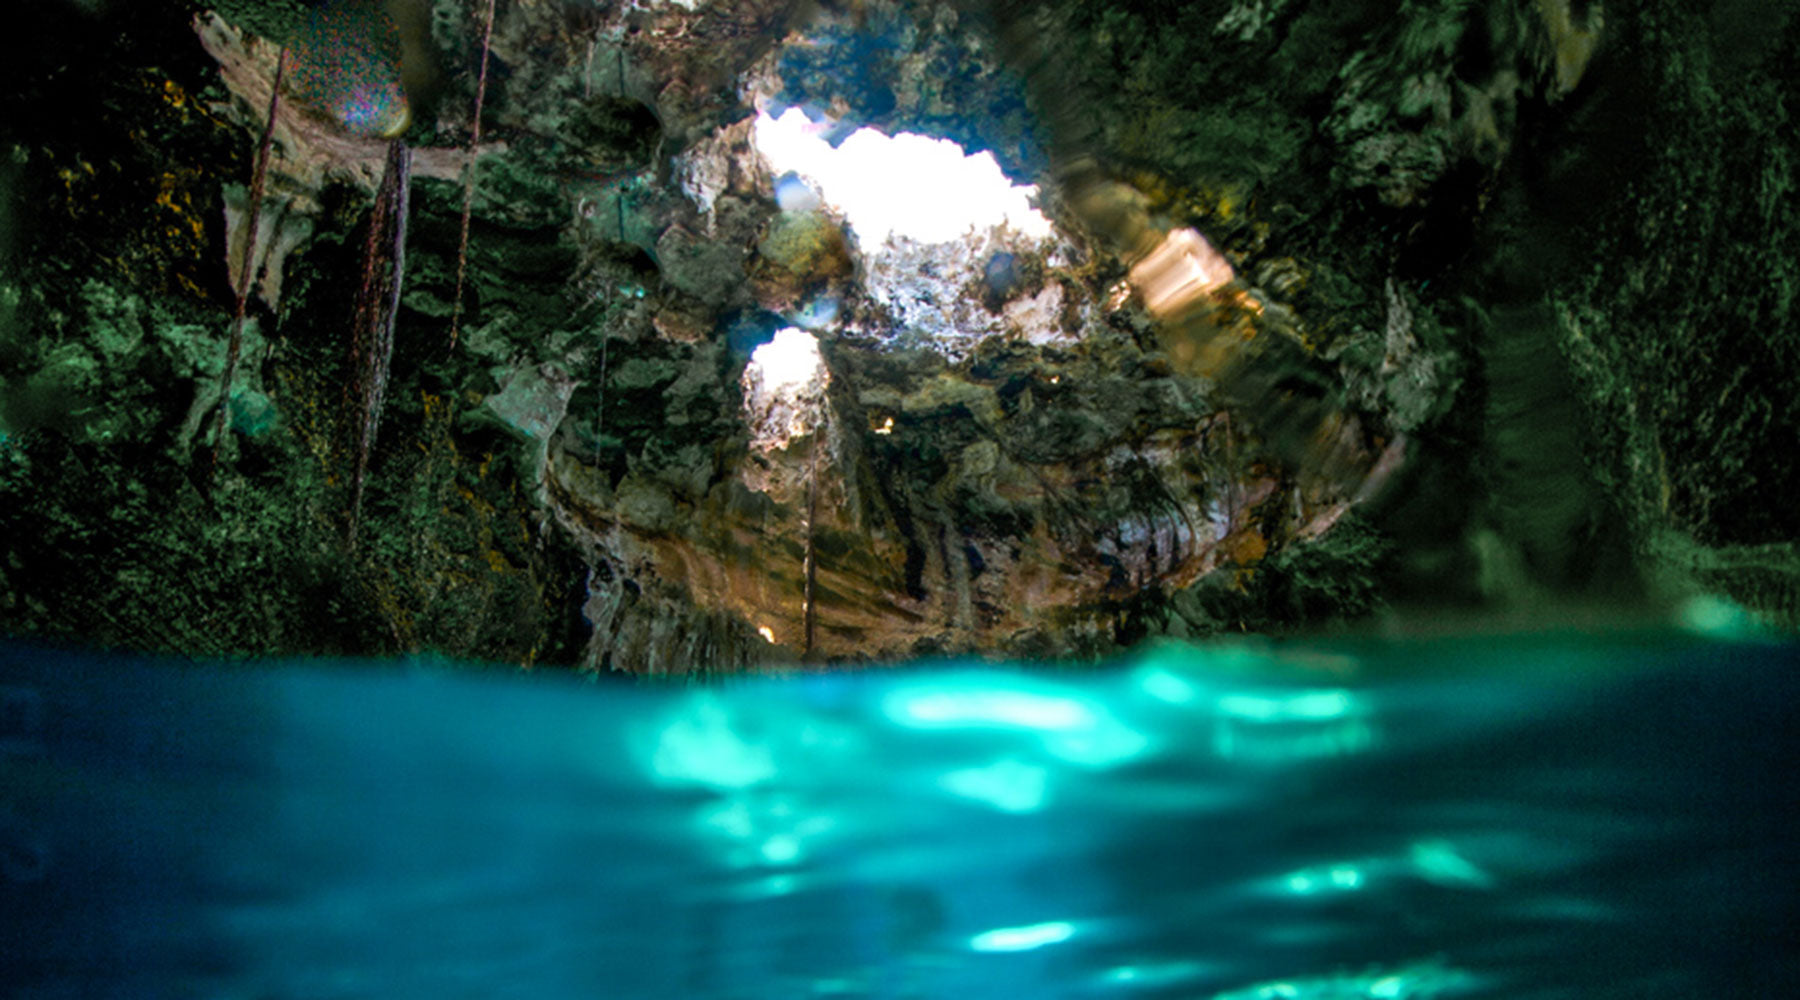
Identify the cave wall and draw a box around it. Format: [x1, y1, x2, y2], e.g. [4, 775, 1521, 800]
[0, 0, 1793, 667]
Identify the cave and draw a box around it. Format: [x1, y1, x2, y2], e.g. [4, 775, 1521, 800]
[1, 2, 1797, 991]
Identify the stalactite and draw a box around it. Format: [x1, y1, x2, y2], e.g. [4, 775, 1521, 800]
[447, 0, 499, 351]
[345, 138, 413, 548]
[211, 45, 288, 475]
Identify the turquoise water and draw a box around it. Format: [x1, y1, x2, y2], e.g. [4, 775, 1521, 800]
[1, 635, 1794, 997]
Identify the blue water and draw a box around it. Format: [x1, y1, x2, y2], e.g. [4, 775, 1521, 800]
[1, 634, 1795, 998]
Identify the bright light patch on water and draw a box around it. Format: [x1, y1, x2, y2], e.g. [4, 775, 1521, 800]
[724, 873, 801, 901]
[1137, 667, 1200, 705]
[1217, 689, 1354, 722]
[885, 679, 1149, 768]
[753, 107, 1053, 253]
[968, 920, 1076, 953]
[646, 696, 774, 790]
[759, 834, 801, 865]
[1211, 688, 1374, 763]
[1284, 863, 1366, 895]
[938, 758, 1050, 813]
[1042, 716, 1150, 769]
[1410, 838, 1493, 889]
[1369, 975, 1407, 998]
[1209, 961, 1476, 1000]
[885, 685, 1092, 732]
[1099, 961, 1214, 989]
[696, 794, 839, 871]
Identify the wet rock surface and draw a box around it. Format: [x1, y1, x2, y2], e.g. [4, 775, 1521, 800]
[1, 0, 1795, 666]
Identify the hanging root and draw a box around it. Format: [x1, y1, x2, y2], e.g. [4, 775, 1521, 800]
[345, 138, 414, 549]
[447, 0, 499, 351]
[593, 332, 609, 464]
[211, 45, 288, 476]
[803, 431, 819, 659]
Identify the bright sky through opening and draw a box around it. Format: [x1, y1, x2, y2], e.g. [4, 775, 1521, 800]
[748, 327, 824, 395]
[753, 107, 1053, 253]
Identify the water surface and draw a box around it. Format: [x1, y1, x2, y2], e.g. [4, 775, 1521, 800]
[1, 634, 1794, 997]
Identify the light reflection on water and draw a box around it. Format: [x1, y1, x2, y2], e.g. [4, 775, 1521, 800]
[0, 634, 1794, 998]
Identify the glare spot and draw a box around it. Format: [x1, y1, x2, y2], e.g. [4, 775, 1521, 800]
[337, 83, 410, 138]
[939, 758, 1050, 813]
[758, 625, 777, 644]
[1677, 594, 1765, 639]
[1130, 227, 1235, 319]
[968, 920, 1076, 953]
[773, 171, 823, 212]
[873, 415, 895, 435]
[754, 107, 1052, 253]
[790, 294, 840, 330]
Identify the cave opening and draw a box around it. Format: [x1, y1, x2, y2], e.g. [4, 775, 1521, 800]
[727, 14, 1074, 363]
[750, 105, 1052, 254]
[739, 98, 1077, 360]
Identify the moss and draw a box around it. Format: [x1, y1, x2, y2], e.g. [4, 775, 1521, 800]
[1533, 1, 1800, 617]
